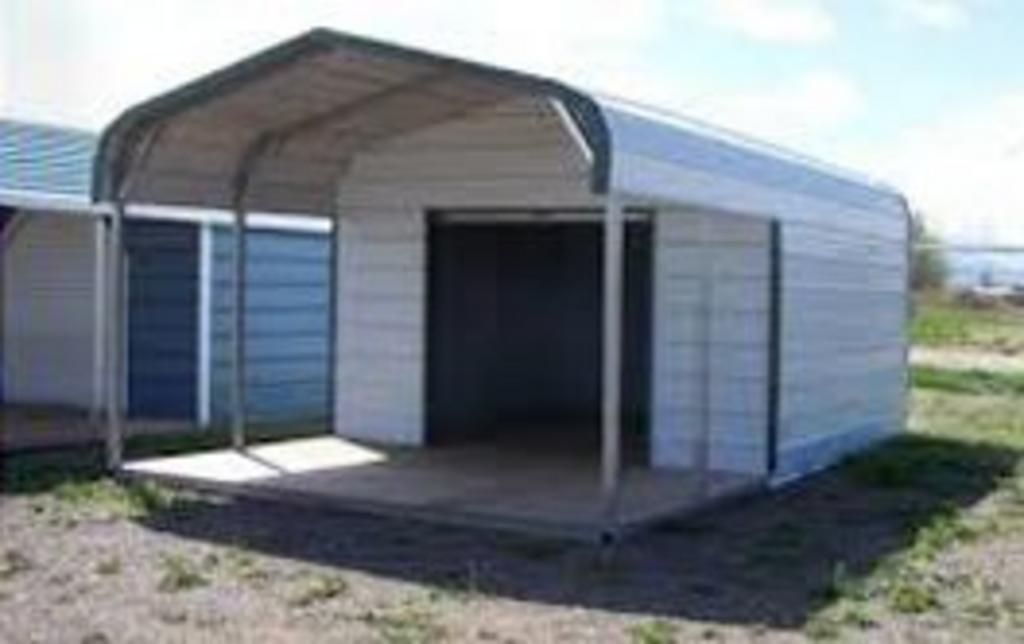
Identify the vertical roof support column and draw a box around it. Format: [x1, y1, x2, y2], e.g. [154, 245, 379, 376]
[105, 200, 126, 471]
[229, 135, 277, 450]
[92, 217, 108, 422]
[601, 194, 625, 540]
[104, 128, 162, 472]
[196, 222, 213, 427]
[327, 208, 342, 437]
[230, 205, 248, 450]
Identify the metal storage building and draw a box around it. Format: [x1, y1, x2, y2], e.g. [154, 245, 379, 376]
[0, 119, 331, 433]
[98, 30, 911, 538]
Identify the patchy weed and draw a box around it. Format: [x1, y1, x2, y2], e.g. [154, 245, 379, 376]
[359, 603, 446, 644]
[94, 557, 122, 576]
[884, 572, 941, 615]
[629, 619, 678, 644]
[0, 549, 33, 580]
[288, 573, 349, 608]
[53, 479, 179, 520]
[224, 549, 272, 586]
[157, 554, 209, 593]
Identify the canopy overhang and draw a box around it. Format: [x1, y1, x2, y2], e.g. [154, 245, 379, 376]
[92, 27, 905, 219]
[92, 28, 611, 215]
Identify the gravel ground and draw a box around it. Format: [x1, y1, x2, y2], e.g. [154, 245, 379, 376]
[3, 444, 1023, 644]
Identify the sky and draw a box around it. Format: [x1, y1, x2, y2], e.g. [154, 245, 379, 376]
[1, 0, 1023, 244]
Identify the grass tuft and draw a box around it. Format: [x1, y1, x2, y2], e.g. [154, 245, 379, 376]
[52, 479, 181, 520]
[629, 619, 678, 644]
[884, 572, 941, 614]
[288, 573, 349, 608]
[94, 557, 122, 576]
[157, 554, 210, 593]
[0, 549, 34, 580]
[358, 604, 446, 644]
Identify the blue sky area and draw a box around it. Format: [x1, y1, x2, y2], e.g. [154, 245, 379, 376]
[2, 0, 1023, 243]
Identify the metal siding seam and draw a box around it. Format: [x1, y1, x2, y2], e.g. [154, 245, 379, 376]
[766, 220, 782, 476]
[694, 214, 712, 494]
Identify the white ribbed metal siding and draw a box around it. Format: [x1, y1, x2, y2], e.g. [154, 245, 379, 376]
[650, 210, 907, 479]
[651, 210, 771, 474]
[332, 95, 909, 472]
[334, 98, 594, 445]
[3, 214, 101, 409]
[775, 216, 909, 479]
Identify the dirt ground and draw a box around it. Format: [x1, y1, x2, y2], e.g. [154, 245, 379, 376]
[5, 295, 1021, 643]
[3, 400, 1024, 644]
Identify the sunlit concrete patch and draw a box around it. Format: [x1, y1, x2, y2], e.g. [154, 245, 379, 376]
[124, 437, 387, 483]
[246, 436, 387, 473]
[125, 450, 279, 483]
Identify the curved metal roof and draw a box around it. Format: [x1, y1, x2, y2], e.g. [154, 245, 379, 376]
[1, 119, 96, 212]
[93, 28, 904, 217]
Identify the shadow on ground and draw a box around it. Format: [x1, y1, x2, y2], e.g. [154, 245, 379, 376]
[3, 433, 1019, 630]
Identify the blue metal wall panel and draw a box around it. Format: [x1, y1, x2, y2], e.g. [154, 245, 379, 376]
[210, 228, 331, 424]
[126, 220, 199, 419]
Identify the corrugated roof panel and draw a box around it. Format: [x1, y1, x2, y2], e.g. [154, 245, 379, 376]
[597, 98, 904, 213]
[0, 119, 97, 200]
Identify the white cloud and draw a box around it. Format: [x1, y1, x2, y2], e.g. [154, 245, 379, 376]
[884, 0, 973, 30]
[679, 69, 865, 144]
[0, 0, 669, 129]
[704, 0, 836, 43]
[857, 94, 1024, 244]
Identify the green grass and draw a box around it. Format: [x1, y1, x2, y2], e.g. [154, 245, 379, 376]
[912, 365, 1024, 396]
[809, 367, 1024, 639]
[52, 479, 181, 519]
[912, 295, 1024, 352]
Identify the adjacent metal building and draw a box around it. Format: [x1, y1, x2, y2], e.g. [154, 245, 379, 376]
[0, 119, 331, 427]
[95, 30, 910, 537]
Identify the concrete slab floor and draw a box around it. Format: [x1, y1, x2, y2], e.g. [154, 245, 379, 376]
[123, 436, 762, 540]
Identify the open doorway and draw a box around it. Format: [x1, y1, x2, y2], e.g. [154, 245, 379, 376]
[426, 211, 652, 465]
